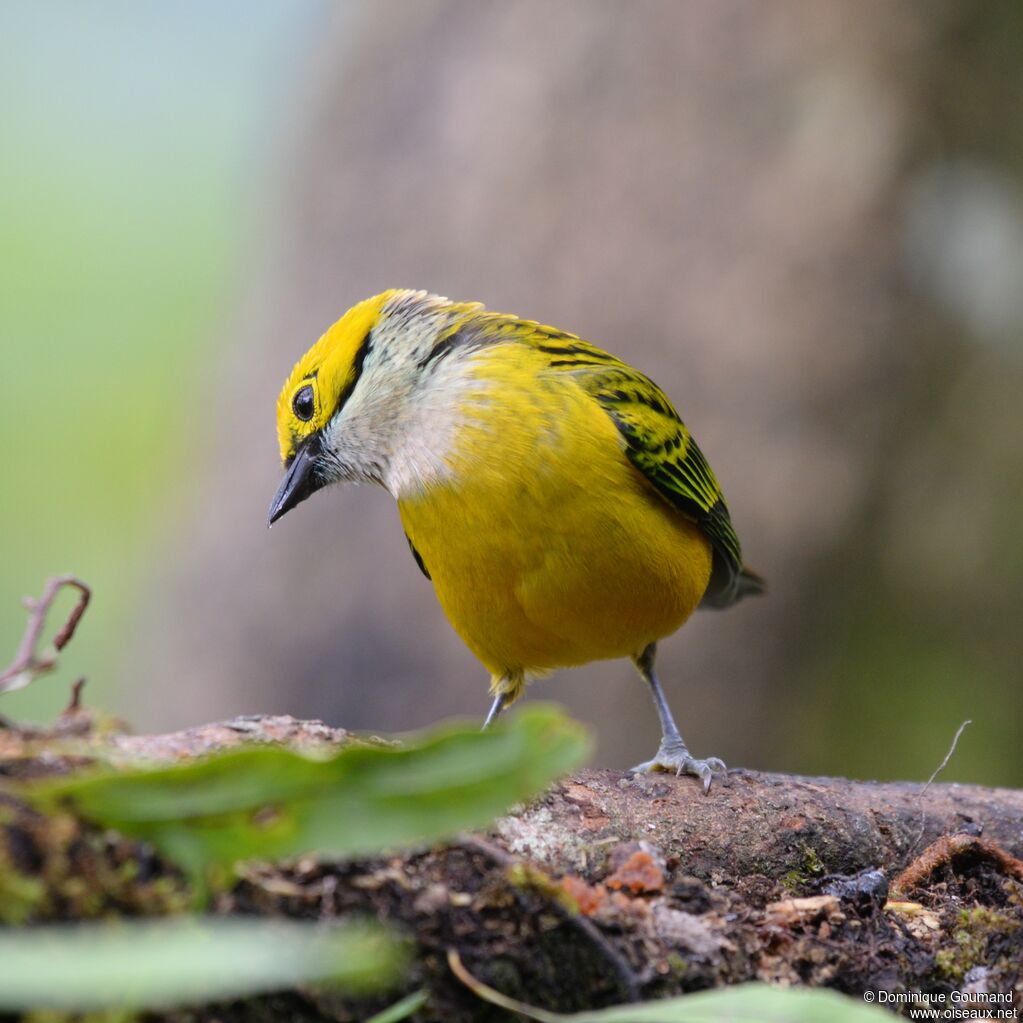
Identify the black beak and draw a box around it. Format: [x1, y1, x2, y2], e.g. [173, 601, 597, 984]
[268, 435, 325, 526]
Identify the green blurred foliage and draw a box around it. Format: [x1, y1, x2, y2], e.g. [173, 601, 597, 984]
[0, 707, 587, 1014]
[449, 955, 890, 1022]
[37, 704, 590, 888]
[0, 1, 325, 719]
[0, 917, 404, 1012]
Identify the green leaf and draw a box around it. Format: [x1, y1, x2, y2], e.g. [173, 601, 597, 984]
[0, 917, 403, 1012]
[365, 989, 430, 1023]
[561, 986, 893, 1023]
[449, 951, 891, 1022]
[32, 704, 589, 882]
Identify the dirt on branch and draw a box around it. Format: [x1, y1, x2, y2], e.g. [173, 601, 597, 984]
[1, 711, 1021, 1021]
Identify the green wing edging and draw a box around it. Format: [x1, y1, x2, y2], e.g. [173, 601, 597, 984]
[525, 330, 748, 605]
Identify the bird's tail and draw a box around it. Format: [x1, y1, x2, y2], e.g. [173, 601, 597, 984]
[700, 562, 766, 609]
[736, 566, 766, 600]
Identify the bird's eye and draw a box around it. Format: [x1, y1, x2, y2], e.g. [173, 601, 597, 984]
[292, 384, 315, 421]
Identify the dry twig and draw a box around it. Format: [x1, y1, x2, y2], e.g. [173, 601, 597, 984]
[64, 677, 88, 714]
[909, 719, 972, 856]
[458, 833, 642, 1004]
[0, 576, 91, 695]
[447, 949, 563, 1023]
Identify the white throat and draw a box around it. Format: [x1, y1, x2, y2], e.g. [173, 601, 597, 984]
[381, 356, 491, 499]
[318, 292, 497, 500]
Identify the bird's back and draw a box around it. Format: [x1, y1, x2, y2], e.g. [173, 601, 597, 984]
[406, 305, 762, 610]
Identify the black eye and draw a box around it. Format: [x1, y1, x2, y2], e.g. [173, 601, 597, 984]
[292, 384, 315, 421]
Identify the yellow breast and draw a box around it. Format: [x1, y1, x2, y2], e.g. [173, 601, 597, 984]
[397, 348, 712, 685]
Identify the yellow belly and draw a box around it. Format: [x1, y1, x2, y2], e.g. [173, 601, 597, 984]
[397, 368, 713, 692]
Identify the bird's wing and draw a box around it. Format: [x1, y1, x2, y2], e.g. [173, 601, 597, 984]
[521, 328, 746, 605]
[404, 532, 431, 580]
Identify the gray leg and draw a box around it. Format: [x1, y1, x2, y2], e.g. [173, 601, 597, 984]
[482, 691, 509, 730]
[629, 642, 726, 793]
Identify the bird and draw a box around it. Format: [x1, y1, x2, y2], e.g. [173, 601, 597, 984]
[268, 290, 764, 790]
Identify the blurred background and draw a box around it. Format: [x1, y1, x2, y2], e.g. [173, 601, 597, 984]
[1, 1, 1021, 786]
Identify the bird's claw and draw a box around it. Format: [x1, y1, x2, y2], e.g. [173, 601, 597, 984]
[629, 743, 728, 793]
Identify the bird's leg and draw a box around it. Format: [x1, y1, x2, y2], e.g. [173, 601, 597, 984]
[483, 671, 525, 730]
[629, 642, 727, 793]
[482, 691, 509, 730]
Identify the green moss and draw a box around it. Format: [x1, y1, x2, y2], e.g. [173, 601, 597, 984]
[781, 844, 826, 893]
[664, 952, 689, 979]
[0, 797, 191, 924]
[507, 861, 580, 913]
[781, 870, 805, 893]
[0, 861, 46, 924]
[935, 907, 1021, 981]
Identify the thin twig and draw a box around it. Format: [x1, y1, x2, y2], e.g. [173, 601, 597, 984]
[909, 719, 971, 857]
[64, 677, 88, 714]
[459, 833, 642, 1004]
[448, 949, 563, 1023]
[0, 576, 91, 695]
[921, 719, 972, 801]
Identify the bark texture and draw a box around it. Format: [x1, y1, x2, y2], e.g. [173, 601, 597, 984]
[2, 712, 1021, 1020]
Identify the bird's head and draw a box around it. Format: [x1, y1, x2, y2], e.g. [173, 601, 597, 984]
[268, 289, 485, 525]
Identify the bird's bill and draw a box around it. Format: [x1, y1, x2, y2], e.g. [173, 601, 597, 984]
[267, 435, 324, 526]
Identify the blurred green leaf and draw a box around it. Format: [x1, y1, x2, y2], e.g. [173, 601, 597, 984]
[365, 989, 429, 1023]
[560, 987, 890, 1023]
[0, 917, 403, 1012]
[454, 949, 887, 1023]
[450, 952, 890, 1021]
[33, 705, 589, 881]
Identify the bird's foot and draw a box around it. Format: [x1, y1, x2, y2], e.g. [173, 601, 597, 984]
[629, 739, 727, 793]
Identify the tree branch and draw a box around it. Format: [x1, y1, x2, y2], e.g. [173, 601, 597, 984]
[2, 712, 1020, 1019]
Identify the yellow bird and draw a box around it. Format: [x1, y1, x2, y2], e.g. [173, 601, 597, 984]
[269, 290, 763, 789]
